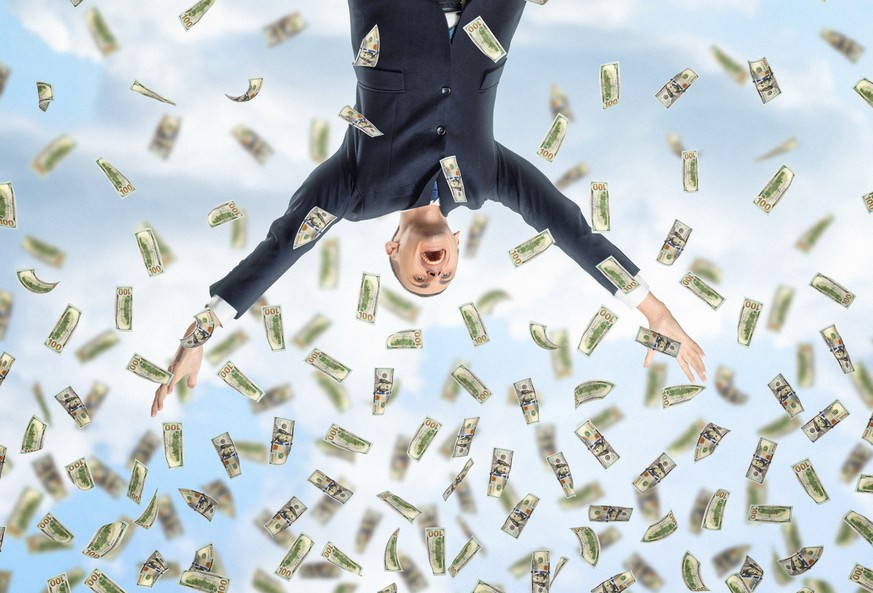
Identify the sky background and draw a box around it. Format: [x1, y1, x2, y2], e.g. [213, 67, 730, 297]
[2, 0, 873, 592]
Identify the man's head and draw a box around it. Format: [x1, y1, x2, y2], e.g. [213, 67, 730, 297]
[385, 203, 460, 297]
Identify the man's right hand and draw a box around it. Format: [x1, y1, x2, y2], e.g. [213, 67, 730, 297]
[151, 322, 205, 417]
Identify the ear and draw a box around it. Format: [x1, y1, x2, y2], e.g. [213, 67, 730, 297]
[453, 230, 460, 245]
[385, 240, 399, 256]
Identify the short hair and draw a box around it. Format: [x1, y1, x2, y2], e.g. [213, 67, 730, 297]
[388, 224, 448, 298]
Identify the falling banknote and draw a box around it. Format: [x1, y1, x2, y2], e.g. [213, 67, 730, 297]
[339, 105, 383, 137]
[655, 68, 698, 108]
[464, 16, 506, 63]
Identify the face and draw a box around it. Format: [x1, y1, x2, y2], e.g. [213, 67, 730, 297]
[386, 227, 460, 296]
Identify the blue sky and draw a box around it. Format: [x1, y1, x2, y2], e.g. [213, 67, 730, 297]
[2, 0, 873, 592]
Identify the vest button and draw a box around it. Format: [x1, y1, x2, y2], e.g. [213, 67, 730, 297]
[441, 86, 452, 96]
[436, 126, 446, 136]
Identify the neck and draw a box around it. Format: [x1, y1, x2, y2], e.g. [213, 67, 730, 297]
[398, 202, 446, 233]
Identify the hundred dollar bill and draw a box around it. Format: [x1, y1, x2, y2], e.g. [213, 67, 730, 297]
[687, 488, 712, 535]
[550, 83, 573, 120]
[138, 549, 168, 587]
[537, 114, 569, 162]
[381, 287, 420, 321]
[318, 238, 338, 287]
[452, 417, 479, 457]
[162, 422, 183, 468]
[354, 508, 381, 553]
[748, 505, 792, 523]
[554, 162, 589, 190]
[217, 360, 264, 402]
[54, 386, 90, 427]
[546, 452, 574, 498]
[689, 257, 721, 283]
[711, 45, 747, 84]
[570, 526, 599, 566]
[861, 79, 873, 109]
[589, 505, 632, 522]
[264, 497, 306, 537]
[211, 432, 240, 478]
[36, 80, 55, 111]
[270, 416, 294, 465]
[321, 541, 362, 576]
[792, 458, 828, 504]
[661, 384, 704, 407]
[232, 124, 273, 163]
[0, 181, 15, 228]
[575, 420, 620, 468]
[309, 470, 353, 503]
[6, 486, 43, 536]
[178, 488, 217, 522]
[66, 457, 94, 490]
[447, 535, 481, 577]
[306, 348, 351, 382]
[89, 457, 125, 498]
[657, 219, 691, 265]
[778, 546, 823, 576]
[858, 474, 873, 493]
[682, 551, 708, 591]
[440, 155, 467, 203]
[127, 459, 147, 503]
[591, 571, 635, 593]
[378, 491, 421, 523]
[737, 298, 762, 346]
[274, 533, 313, 580]
[633, 452, 676, 492]
[179, 570, 231, 592]
[488, 448, 513, 496]
[256, 305, 285, 351]
[352, 24, 380, 67]
[531, 550, 550, 593]
[180, 309, 216, 349]
[113, 286, 133, 330]
[509, 229, 554, 267]
[135, 228, 164, 276]
[324, 424, 371, 454]
[84, 569, 126, 593]
[32, 135, 77, 177]
[845, 510, 873, 547]
[821, 29, 864, 62]
[655, 68, 698, 108]
[820, 324, 854, 373]
[225, 77, 262, 102]
[530, 322, 561, 350]
[308, 119, 330, 165]
[33, 454, 66, 499]
[21, 415, 47, 453]
[767, 285, 793, 331]
[207, 201, 243, 227]
[636, 326, 680, 357]
[0, 62, 8, 98]
[82, 520, 128, 558]
[384, 527, 402, 571]
[574, 380, 614, 407]
[746, 437, 777, 483]
[149, 114, 181, 159]
[666, 132, 684, 156]
[85, 8, 118, 56]
[749, 57, 781, 103]
[356, 273, 380, 323]
[600, 62, 620, 108]
[682, 150, 699, 191]
[460, 302, 489, 346]
[130, 80, 175, 105]
[551, 328, 572, 377]
[768, 373, 802, 417]
[178, 0, 215, 30]
[137, 222, 174, 265]
[513, 378, 540, 424]
[315, 373, 350, 412]
[680, 270, 724, 309]
[803, 399, 850, 442]
[502, 493, 538, 538]
[339, 105, 383, 137]
[372, 368, 394, 415]
[590, 181, 610, 231]
[578, 306, 619, 356]
[754, 165, 794, 213]
[292, 314, 330, 348]
[449, 364, 492, 405]
[202, 479, 234, 518]
[853, 362, 873, 406]
[37, 512, 73, 544]
[695, 422, 730, 462]
[408, 417, 441, 461]
[641, 510, 677, 543]
[756, 137, 799, 163]
[424, 528, 446, 575]
[625, 555, 663, 590]
[128, 353, 173, 385]
[47, 573, 72, 593]
[264, 12, 306, 46]
[45, 304, 81, 354]
[810, 272, 854, 307]
[702, 489, 729, 530]
[464, 16, 506, 62]
[464, 214, 489, 258]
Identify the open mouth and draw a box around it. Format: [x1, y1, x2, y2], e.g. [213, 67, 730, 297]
[421, 249, 445, 266]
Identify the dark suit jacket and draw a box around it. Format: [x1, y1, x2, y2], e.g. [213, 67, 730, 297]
[210, 0, 642, 317]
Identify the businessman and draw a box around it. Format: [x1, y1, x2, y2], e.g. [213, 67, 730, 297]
[151, 0, 706, 416]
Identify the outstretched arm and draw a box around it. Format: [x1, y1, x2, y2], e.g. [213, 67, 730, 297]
[494, 142, 705, 382]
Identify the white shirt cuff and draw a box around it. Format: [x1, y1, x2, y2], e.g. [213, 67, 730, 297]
[612, 273, 650, 309]
[206, 295, 237, 327]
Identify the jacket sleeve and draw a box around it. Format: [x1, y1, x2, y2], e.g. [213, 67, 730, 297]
[494, 142, 649, 308]
[208, 150, 353, 318]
